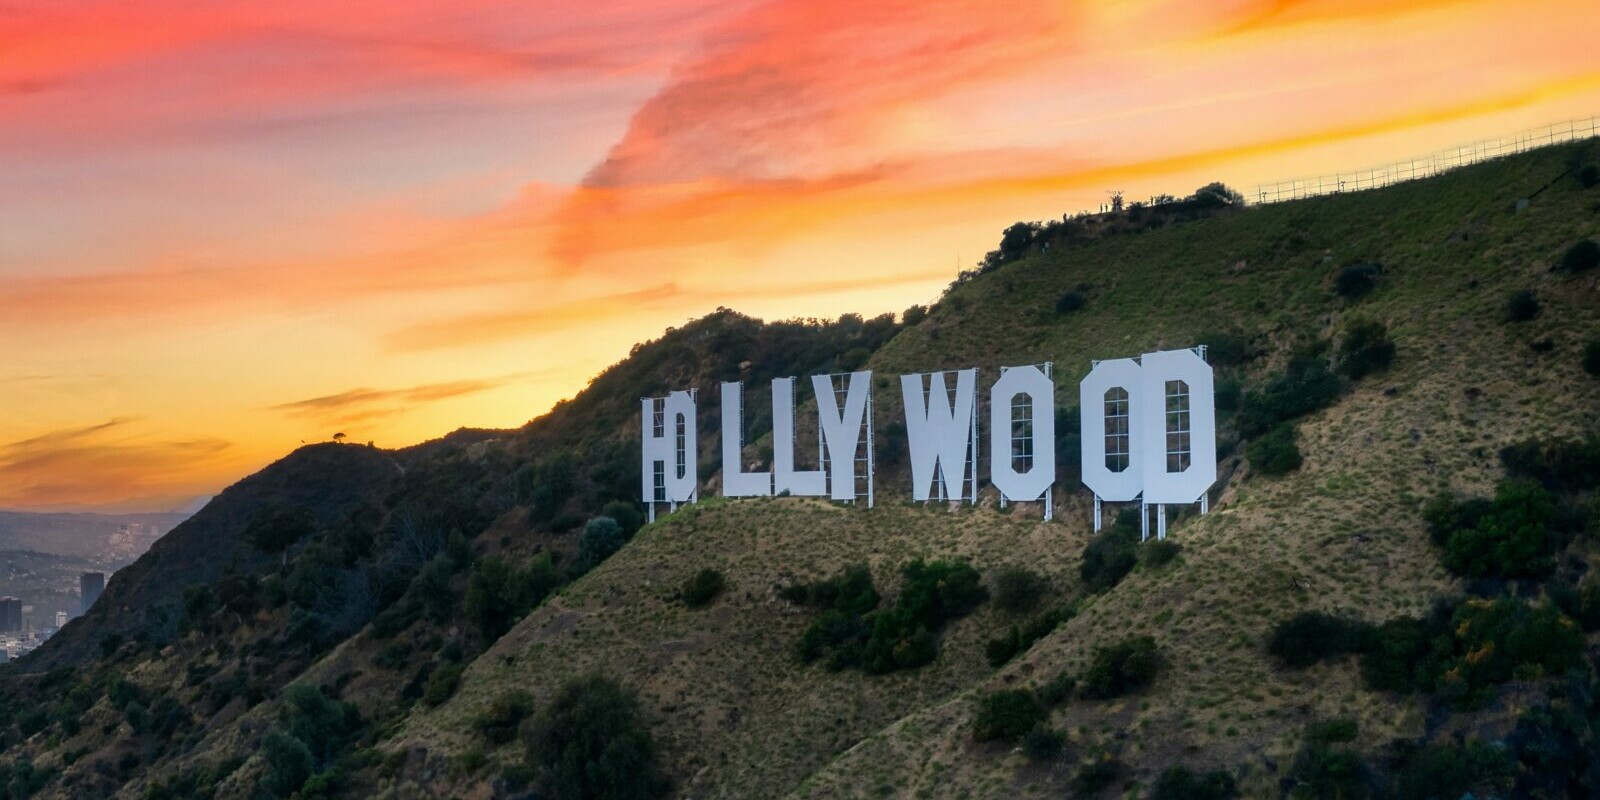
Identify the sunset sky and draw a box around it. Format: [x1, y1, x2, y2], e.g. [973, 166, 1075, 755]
[2, 0, 1598, 512]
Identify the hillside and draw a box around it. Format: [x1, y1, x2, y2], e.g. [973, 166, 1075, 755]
[0, 138, 1597, 800]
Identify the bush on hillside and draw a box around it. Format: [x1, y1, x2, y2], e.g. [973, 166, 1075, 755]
[1247, 423, 1302, 476]
[1080, 509, 1140, 592]
[1436, 480, 1559, 579]
[421, 664, 462, 707]
[599, 500, 645, 539]
[1391, 740, 1514, 800]
[1268, 611, 1372, 669]
[1150, 766, 1239, 800]
[681, 569, 725, 609]
[1200, 330, 1254, 367]
[245, 504, 317, 556]
[1080, 636, 1161, 699]
[1335, 263, 1381, 299]
[1072, 755, 1123, 796]
[1037, 671, 1076, 706]
[464, 554, 561, 642]
[792, 560, 984, 674]
[1585, 340, 1600, 377]
[1499, 436, 1600, 493]
[1022, 726, 1065, 761]
[1561, 239, 1600, 272]
[992, 567, 1049, 614]
[577, 516, 627, 571]
[985, 606, 1073, 667]
[1054, 290, 1087, 314]
[1338, 319, 1395, 379]
[1286, 720, 1369, 800]
[1236, 353, 1342, 437]
[522, 675, 666, 800]
[474, 690, 534, 745]
[1140, 539, 1181, 569]
[1505, 289, 1540, 322]
[902, 304, 928, 325]
[971, 689, 1045, 743]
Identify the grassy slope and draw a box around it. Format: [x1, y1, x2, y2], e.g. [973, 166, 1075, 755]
[398, 140, 1595, 797]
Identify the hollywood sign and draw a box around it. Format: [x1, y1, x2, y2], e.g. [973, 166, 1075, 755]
[642, 347, 1216, 538]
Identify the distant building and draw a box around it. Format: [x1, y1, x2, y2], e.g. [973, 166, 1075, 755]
[80, 572, 106, 613]
[0, 598, 20, 632]
[55, 611, 68, 629]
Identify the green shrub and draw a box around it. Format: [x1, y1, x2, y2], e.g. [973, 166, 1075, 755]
[1580, 166, 1600, 189]
[1080, 636, 1160, 699]
[1080, 511, 1139, 592]
[1561, 238, 1600, 272]
[1505, 289, 1540, 322]
[473, 690, 534, 746]
[1268, 612, 1371, 668]
[992, 567, 1048, 614]
[1150, 766, 1239, 800]
[464, 554, 561, 641]
[1140, 539, 1181, 568]
[1200, 331, 1254, 366]
[1499, 436, 1600, 493]
[577, 516, 627, 570]
[261, 729, 314, 798]
[422, 664, 463, 707]
[1359, 614, 1447, 694]
[791, 560, 983, 674]
[681, 568, 725, 609]
[1237, 354, 1342, 437]
[522, 675, 665, 800]
[1037, 671, 1076, 706]
[1072, 755, 1123, 795]
[1288, 745, 1368, 799]
[1334, 263, 1381, 298]
[1247, 423, 1302, 476]
[1432, 598, 1584, 708]
[985, 606, 1073, 667]
[1585, 340, 1600, 376]
[902, 304, 928, 325]
[1054, 290, 1086, 314]
[599, 500, 645, 539]
[1438, 480, 1559, 579]
[1022, 726, 1065, 761]
[1338, 319, 1395, 379]
[1391, 740, 1513, 800]
[972, 689, 1044, 743]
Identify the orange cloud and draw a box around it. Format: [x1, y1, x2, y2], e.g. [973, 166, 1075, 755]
[269, 378, 516, 425]
[0, 418, 234, 512]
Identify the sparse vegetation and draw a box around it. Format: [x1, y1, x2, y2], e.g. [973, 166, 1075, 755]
[1150, 766, 1239, 800]
[992, 567, 1048, 614]
[473, 690, 535, 746]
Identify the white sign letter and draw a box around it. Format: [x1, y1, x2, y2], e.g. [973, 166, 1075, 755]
[901, 370, 978, 502]
[814, 371, 871, 501]
[720, 382, 771, 497]
[1138, 349, 1217, 505]
[990, 365, 1055, 505]
[1079, 359, 1143, 502]
[641, 391, 697, 505]
[772, 377, 827, 496]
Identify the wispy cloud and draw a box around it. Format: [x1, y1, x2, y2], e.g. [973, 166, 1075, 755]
[0, 418, 233, 512]
[269, 377, 519, 424]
